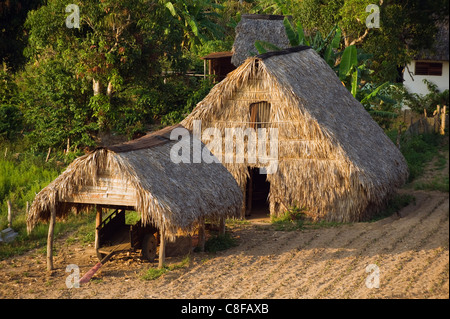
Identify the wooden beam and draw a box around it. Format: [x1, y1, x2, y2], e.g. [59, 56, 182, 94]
[62, 194, 136, 206]
[47, 205, 56, 271]
[158, 228, 166, 269]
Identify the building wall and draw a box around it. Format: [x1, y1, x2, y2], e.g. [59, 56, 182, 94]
[403, 60, 449, 95]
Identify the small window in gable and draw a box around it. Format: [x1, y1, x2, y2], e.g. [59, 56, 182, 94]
[249, 101, 271, 129]
[415, 62, 443, 76]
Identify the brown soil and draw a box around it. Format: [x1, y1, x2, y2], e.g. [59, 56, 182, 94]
[0, 189, 448, 299]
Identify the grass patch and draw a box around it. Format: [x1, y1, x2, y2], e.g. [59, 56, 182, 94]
[0, 212, 96, 260]
[397, 133, 445, 181]
[271, 205, 346, 231]
[414, 176, 449, 192]
[204, 232, 238, 253]
[141, 254, 191, 281]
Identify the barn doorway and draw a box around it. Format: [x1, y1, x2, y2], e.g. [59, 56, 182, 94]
[245, 167, 270, 220]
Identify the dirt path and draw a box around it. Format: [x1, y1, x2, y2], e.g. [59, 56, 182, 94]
[0, 189, 448, 299]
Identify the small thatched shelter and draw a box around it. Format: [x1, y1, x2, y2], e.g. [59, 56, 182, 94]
[27, 125, 242, 269]
[181, 46, 409, 222]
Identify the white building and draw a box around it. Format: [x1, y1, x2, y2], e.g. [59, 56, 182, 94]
[403, 17, 449, 96]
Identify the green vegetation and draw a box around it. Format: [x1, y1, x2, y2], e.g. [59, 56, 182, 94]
[141, 254, 191, 280]
[272, 205, 343, 231]
[0, 0, 448, 261]
[394, 133, 448, 183]
[204, 232, 239, 253]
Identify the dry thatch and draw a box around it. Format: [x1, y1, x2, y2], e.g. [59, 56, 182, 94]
[415, 16, 449, 61]
[181, 47, 409, 222]
[27, 125, 243, 240]
[231, 14, 290, 67]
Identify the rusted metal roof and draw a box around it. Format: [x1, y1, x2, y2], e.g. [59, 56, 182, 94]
[201, 51, 233, 60]
[107, 124, 182, 153]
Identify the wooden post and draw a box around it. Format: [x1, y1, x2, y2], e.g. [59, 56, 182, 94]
[158, 228, 166, 269]
[396, 124, 402, 149]
[95, 205, 102, 251]
[434, 105, 440, 133]
[7, 200, 12, 228]
[440, 105, 447, 135]
[245, 170, 253, 217]
[219, 217, 225, 236]
[198, 217, 206, 252]
[203, 59, 207, 80]
[66, 138, 70, 155]
[47, 205, 56, 271]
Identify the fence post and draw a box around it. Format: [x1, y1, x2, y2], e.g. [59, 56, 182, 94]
[440, 105, 447, 135]
[396, 124, 402, 149]
[7, 200, 12, 228]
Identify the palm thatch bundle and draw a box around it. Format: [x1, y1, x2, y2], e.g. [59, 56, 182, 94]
[181, 46, 409, 222]
[27, 125, 243, 240]
[231, 14, 290, 67]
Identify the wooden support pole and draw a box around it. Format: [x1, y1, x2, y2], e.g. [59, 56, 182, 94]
[158, 228, 166, 269]
[197, 217, 206, 252]
[95, 205, 102, 251]
[219, 217, 225, 236]
[47, 205, 56, 271]
[7, 200, 12, 228]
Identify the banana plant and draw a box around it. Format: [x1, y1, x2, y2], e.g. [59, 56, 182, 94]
[165, 0, 224, 49]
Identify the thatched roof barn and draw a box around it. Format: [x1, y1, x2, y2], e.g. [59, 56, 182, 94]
[181, 46, 409, 222]
[27, 125, 243, 239]
[231, 14, 290, 67]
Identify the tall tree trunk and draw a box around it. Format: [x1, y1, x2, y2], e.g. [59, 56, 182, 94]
[93, 78, 102, 96]
[106, 81, 113, 97]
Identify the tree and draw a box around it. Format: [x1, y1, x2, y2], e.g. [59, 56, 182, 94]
[164, 0, 225, 50]
[252, 0, 449, 83]
[0, 63, 23, 141]
[0, 0, 44, 71]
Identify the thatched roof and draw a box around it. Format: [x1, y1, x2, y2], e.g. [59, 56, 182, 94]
[27, 125, 243, 239]
[231, 14, 290, 67]
[415, 16, 449, 61]
[182, 47, 408, 222]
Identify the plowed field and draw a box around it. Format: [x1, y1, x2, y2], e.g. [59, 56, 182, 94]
[0, 190, 448, 299]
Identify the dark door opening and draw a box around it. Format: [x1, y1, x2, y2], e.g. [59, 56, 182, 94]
[245, 167, 270, 219]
